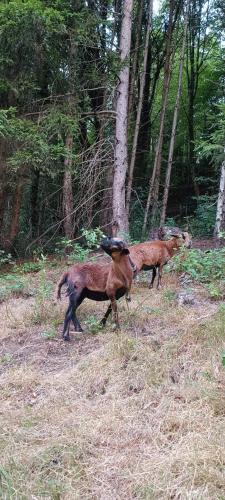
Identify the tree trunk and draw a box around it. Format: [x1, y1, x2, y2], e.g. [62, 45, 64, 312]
[0, 187, 7, 235]
[126, 0, 153, 216]
[214, 160, 225, 237]
[142, 0, 175, 235]
[8, 178, 23, 247]
[186, 0, 209, 198]
[63, 135, 74, 240]
[30, 170, 40, 238]
[113, 0, 133, 236]
[136, 38, 165, 177]
[128, 0, 143, 123]
[160, 5, 188, 226]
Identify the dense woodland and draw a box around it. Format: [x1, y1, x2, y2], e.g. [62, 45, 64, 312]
[0, 0, 225, 255]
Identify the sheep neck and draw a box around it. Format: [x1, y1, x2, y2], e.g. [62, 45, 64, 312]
[111, 254, 133, 287]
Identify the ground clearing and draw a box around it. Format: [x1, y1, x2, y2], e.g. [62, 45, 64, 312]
[0, 263, 225, 499]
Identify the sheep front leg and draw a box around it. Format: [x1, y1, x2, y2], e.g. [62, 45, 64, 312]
[157, 265, 163, 289]
[100, 304, 112, 327]
[110, 297, 120, 329]
[149, 267, 156, 288]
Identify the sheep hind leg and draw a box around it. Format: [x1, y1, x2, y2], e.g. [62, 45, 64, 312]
[149, 267, 156, 288]
[71, 294, 84, 333]
[157, 265, 163, 289]
[62, 290, 83, 341]
[62, 304, 73, 341]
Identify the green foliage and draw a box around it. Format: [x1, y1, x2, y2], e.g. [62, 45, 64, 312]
[68, 244, 89, 264]
[196, 103, 225, 168]
[162, 289, 176, 303]
[186, 195, 217, 237]
[221, 350, 225, 367]
[170, 248, 225, 298]
[0, 352, 13, 364]
[14, 261, 43, 274]
[0, 274, 32, 302]
[55, 238, 89, 263]
[0, 250, 13, 267]
[84, 315, 103, 334]
[31, 257, 53, 324]
[40, 328, 57, 339]
[81, 228, 104, 249]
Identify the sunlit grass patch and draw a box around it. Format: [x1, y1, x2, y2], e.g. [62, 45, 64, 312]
[1, 256, 225, 499]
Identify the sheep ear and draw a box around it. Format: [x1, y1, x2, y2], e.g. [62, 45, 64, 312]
[122, 248, 130, 255]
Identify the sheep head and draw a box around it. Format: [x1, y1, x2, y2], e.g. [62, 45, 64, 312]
[101, 237, 130, 258]
[170, 231, 192, 249]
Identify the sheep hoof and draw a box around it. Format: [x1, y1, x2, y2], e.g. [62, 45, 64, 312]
[63, 334, 70, 341]
[149, 284, 153, 289]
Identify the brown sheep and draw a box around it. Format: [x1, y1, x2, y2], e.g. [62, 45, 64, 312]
[57, 237, 135, 340]
[129, 232, 192, 289]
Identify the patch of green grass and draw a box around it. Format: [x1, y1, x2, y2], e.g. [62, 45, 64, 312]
[40, 328, 57, 340]
[133, 483, 155, 499]
[169, 248, 225, 300]
[30, 267, 53, 324]
[0, 353, 13, 364]
[84, 315, 103, 334]
[162, 288, 176, 303]
[0, 465, 15, 498]
[14, 261, 43, 274]
[0, 274, 34, 303]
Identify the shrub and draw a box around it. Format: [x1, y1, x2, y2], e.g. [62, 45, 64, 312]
[169, 248, 225, 298]
[55, 239, 89, 263]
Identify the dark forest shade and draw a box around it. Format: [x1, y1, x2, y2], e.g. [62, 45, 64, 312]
[0, 0, 224, 254]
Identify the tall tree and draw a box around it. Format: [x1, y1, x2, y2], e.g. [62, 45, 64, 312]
[142, 0, 179, 234]
[126, 0, 153, 216]
[113, 0, 133, 235]
[214, 160, 225, 237]
[128, 0, 144, 123]
[160, 3, 188, 225]
[186, 0, 210, 197]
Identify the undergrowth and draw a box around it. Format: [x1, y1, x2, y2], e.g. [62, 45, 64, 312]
[0, 274, 34, 303]
[169, 247, 225, 299]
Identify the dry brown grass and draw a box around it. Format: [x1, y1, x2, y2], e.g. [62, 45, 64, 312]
[1, 267, 225, 499]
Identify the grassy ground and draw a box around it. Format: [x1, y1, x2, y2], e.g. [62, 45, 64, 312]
[0, 262, 225, 499]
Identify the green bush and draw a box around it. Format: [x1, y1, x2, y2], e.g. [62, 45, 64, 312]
[186, 195, 217, 237]
[0, 274, 33, 302]
[81, 228, 104, 248]
[169, 248, 225, 298]
[0, 250, 13, 267]
[55, 239, 89, 263]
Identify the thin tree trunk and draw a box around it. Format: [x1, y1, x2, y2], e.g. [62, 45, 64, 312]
[142, 0, 175, 235]
[113, 0, 133, 235]
[126, 0, 153, 215]
[128, 0, 143, 123]
[214, 160, 225, 237]
[186, 0, 209, 198]
[8, 178, 23, 247]
[63, 135, 74, 240]
[0, 186, 7, 234]
[160, 6, 188, 226]
[30, 170, 40, 238]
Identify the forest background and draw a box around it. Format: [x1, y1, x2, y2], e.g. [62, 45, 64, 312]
[0, 0, 225, 257]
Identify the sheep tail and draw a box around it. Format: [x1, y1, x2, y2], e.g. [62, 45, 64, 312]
[56, 272, 68, 300]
